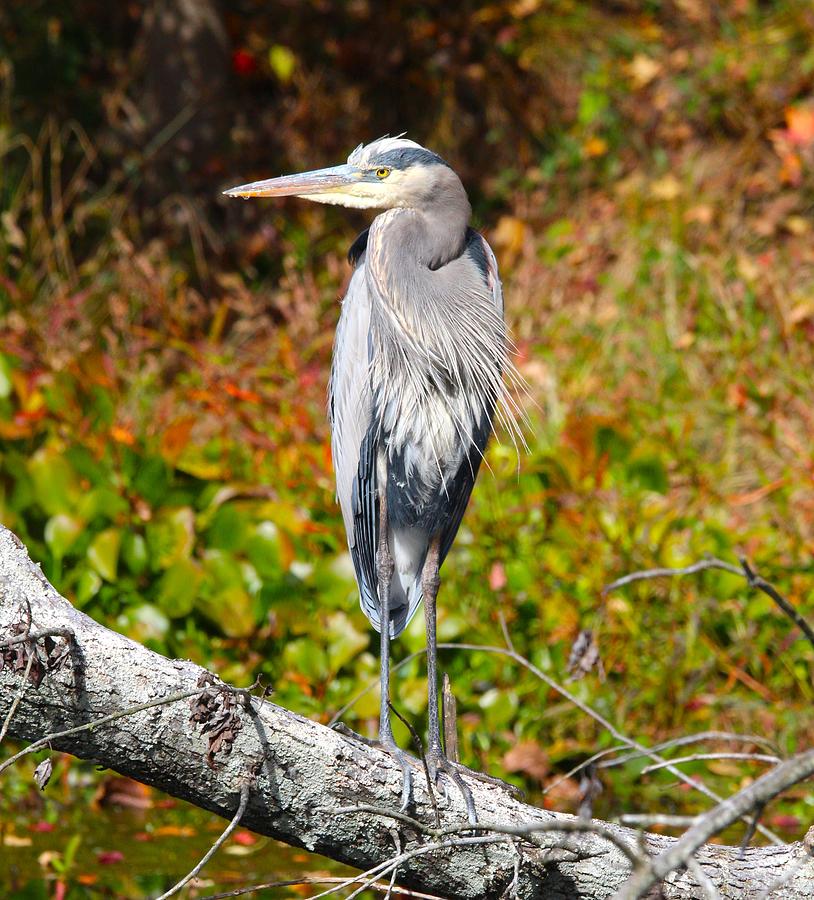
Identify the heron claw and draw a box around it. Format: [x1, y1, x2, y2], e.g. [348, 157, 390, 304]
[426, 749, 478, 826]
[379, 736, 414, 812]
[331, 723, 415, 811]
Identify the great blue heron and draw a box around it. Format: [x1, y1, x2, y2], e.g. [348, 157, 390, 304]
[226, 137, 518, 821]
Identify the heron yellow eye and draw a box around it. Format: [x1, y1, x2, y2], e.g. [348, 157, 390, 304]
[375, 167, 391, 179]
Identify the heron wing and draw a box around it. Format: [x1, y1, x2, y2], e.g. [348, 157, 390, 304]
[329, 258, 380, 623]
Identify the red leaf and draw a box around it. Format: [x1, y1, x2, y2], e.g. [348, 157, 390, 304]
[489, 562, 506, 591]
[97, 850, 125, 865]
[232, 830, 257, 846]
[232, 49, 257, 76]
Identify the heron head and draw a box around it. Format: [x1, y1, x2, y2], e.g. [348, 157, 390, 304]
[224, 136, 463, 211]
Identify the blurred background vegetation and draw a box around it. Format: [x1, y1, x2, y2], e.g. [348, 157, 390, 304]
[2, 0, 814, 896]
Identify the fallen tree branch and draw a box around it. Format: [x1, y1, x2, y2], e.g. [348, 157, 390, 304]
[1, 526, 812, 899]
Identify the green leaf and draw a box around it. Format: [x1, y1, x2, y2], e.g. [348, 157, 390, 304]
[44, 514, 83, 559]
[196, 550, 257, 636]
[28, 447, 81, 516]
[245, 521, 281, 579]
[87, 528, 121, 581]
[75, 569, 102, 607]
[0, 353, 13, 399]
[76, 486, 128, 522]
[197, 584, 256, 638]
[120, 603, 170, 643]
[625, 456, 669, 494]
[146, 507, 195, 570]
[121, 531, 149, 575]
[325, 611, 369, 672]
[156, 559, 201, 618]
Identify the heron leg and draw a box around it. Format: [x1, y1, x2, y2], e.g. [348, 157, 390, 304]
[376, 493, 413, 811]
[422, 535, 478, 825]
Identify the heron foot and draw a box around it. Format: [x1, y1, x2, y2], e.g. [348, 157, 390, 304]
[331, 723, 414, 811]
[426, 748, 478, 825]
[331, 722, 377, 746]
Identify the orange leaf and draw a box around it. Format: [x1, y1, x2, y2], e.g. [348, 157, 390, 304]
[224, 382, 262, 403]
[160, 416, 196, 462]
[110, 426, 136, 446]
[785, 105, 814, 147]
[153, 825, 196, 838]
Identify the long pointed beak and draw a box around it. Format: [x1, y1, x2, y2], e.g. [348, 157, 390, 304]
[223, 164, 360, 199]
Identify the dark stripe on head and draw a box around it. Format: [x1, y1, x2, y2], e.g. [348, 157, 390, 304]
[371, 147, 450, 171]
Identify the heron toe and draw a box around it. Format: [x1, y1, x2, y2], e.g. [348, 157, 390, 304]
[332, 723, 415, 811]
[378, 736, 415, 812]
[426, 748, 478, 825]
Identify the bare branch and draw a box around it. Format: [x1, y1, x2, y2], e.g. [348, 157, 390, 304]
[2, 525, 812, 899]
[604, 555, 814, 652]
[440, 641, 784, 846]
[155, 777, 252, 900]
[613, 749, 814, 899]
[603, 558, 743, 593]
[0, 635, 35, 744]
[641, 753, 781, 775]
[198, 880, 445, 900]
[619, 815, 699, 829]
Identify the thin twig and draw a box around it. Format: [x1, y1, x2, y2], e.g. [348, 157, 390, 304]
[386, 827, 401, 900]
[197, 879, 444, 900]
[641, 753, 781, 775]
[439, 642, 784, 846]
[619, 814, 699, 829]
[686, 856, 723, 900]
[603, 558, 743, 593]
[329, 803, 645, 868]
[0, 626, 74, 651]
[603, 731, 778, 768]
[739, 801, 766, 859]
[739, 557, 814, 651]
[613, 748, 814, 899]
[154, 778, 252, 900]
[604, 555, 814, 652]
[0, 644, 36, 744]
[389, 701, 440, 828]
[0, 688, 201, 776]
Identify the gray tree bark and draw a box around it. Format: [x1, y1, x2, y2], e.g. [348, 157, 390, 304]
[0, 524, 812, 899]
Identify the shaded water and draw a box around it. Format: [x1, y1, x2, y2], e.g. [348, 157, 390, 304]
[1, 782, 359, 899]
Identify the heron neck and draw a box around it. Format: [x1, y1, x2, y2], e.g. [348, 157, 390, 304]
[411, 192, 471, 269]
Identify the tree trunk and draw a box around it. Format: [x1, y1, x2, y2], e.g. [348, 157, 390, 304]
[0, 525, 811, 899]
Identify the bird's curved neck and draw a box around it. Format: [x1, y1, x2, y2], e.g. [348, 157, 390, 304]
[411, 196, 471, 269]
[373, 192, 471, 272]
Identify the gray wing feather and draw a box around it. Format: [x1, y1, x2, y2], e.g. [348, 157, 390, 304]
[329, 262, 379, 622]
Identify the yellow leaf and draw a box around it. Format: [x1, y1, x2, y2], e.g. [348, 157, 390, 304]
[583, 136, 608, 158]
[3, 834, 32, 847]
[650, 174, 681, 201]
[491, 215, 527, 264]
[627, 54, 661, 87]
[268, 45, 296, 82]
